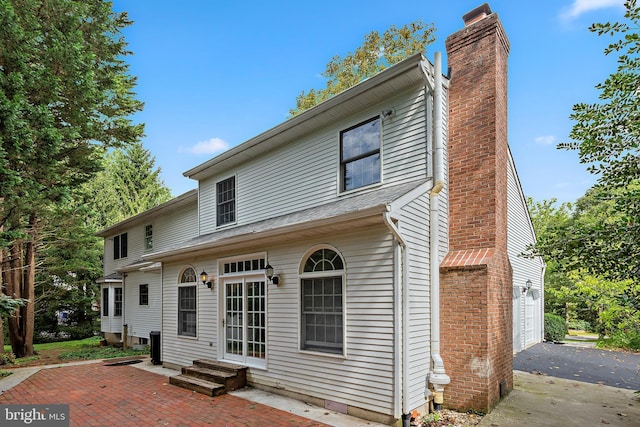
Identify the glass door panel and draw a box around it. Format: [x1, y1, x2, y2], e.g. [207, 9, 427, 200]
[225, 282, 243, 361]
[223, 277, 266, 367]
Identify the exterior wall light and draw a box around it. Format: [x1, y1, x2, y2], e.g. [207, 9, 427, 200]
[200, 270, 213, 289]
[522, 279, 532, 294]
[265, 264, 279, 285]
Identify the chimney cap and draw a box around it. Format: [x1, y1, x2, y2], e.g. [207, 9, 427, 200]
[462, 3, 492, 26]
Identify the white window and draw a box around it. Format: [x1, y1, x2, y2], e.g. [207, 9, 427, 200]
[178, 267, 197, 337]
[145, 224, 153, 250]
[102, 287, 109, 316]
[300, 247, 345, 354]
[114, 287, 123, 317]
[113, 233, 128, 260]
[139, 284, 149, 306]
[217, 176, 236, 226]
[340, 117, 381, 191]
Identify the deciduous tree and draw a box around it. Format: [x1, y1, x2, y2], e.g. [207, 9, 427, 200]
[559, 0, 640, 281]
[290, 21, 436, 115]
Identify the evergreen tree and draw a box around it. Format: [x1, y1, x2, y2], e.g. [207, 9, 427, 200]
[0, 0, 143, 357]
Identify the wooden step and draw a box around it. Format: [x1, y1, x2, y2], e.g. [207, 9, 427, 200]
[170, 359, 248, 397]
[193, 359, 248, 374]
[182, 366, 236, 386]
[169, 374, 225, 397]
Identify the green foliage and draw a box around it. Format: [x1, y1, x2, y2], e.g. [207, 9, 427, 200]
[0, 351, 16, 365]
[544, 313, 567, 342]
[86, 142, 172, 229]
[290, 20, 436, 115]
[0, 293, 26, 318]
[598, 330, 640, 351]
[0, 0, 144, 357]
[529, 191, 640, 343]
[558, 0, 640, 281]
[58, 344, 147, 361]
[567, 319, 592, 332]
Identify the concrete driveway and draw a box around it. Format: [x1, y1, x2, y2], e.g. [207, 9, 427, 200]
[480, 343, 640, 426]
[514, 342, 640, 390]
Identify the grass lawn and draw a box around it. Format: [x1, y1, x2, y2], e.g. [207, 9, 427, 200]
[1, 336, 148, 370]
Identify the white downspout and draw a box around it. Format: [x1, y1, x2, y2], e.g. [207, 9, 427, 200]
[383, 209, 407, 419]
[426, 51, 450, 408]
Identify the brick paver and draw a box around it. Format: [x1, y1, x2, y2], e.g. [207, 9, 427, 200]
[0, 363, 328, 426]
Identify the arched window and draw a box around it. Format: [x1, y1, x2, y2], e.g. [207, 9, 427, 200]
[178, 267, 197, 337]
[300, 247, 345, 355]
[180, 267, 197, 284]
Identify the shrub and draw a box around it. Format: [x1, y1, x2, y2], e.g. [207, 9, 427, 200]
[567, 319, 591, 332]
[598, 330, 640, 351]
[544, 313, 567, 342]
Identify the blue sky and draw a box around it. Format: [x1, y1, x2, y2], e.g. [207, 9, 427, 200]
[110, 0, 627, 203]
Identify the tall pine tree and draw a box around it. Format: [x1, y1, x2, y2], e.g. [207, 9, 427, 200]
[0, 0, 143, 357]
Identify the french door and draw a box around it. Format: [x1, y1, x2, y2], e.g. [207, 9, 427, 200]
[223, 276, 266, 367]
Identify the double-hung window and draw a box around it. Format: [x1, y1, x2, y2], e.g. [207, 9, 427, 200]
[102, 288, 109, 316]
[217, 176, 236, 226]
[145, 225, 153, 250]
[139, 284, 149, 306]
[340, 117, 381, 191]
[113, 233, 128, 260]
[300, 248, 345, 355]
[114, 288, 123, 317]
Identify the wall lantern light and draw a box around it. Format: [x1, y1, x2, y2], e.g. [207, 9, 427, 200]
[522, 279, 532, 294]
[200, 270, 213, 289]
[265, 264, 279, 285]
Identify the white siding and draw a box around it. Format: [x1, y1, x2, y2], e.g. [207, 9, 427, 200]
[161, 226, 398, 415]
[123, 270, 161, 341]
[198, 87, 429, 235]
[101, 199, 198, 335]
[153, 201, 198, 251]
[399, 193, 432, 411]
[507, 153, 545, 352]
[162, 261, 220, 363]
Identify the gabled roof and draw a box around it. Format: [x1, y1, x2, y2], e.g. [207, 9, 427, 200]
[145, 179, 431, 262]
[95, 189, 197, 237]
[183, 52, 435, 181]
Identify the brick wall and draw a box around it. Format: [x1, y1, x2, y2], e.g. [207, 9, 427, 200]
[440, 6, 513, 412]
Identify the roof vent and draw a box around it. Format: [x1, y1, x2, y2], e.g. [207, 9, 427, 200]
[462, 3, 492, 26]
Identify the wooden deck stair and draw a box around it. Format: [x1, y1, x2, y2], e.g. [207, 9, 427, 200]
[169, 360, 247, 397]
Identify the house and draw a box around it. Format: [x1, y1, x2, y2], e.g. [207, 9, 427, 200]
[96, 4, 543, 423]
[96, 189, 198, 345]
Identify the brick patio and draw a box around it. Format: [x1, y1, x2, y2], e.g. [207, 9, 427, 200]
[0, 363, 329, 426]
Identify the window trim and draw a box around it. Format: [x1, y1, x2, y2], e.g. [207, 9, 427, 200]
[114, 287, 123, 317]
[102, 287, 109, 316]
[144, 224, 153, 250]
[299, 245, 346, 357]
[339, 116, 382, 193]
[113, 232, 128, 260]
[178, 267, 198, 338]
[139, 284, 149, 306]
[216, 175, 237, 227]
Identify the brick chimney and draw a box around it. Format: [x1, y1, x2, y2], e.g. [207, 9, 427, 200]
[439, 4, 513, 412]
